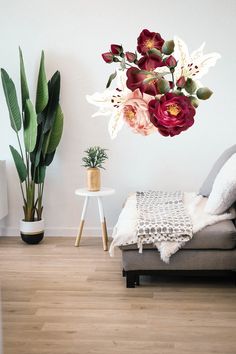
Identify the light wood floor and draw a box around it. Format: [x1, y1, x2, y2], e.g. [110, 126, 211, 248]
[0, 237, 236, 354]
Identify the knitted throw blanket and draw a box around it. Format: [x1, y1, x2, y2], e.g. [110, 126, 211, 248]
[136, 191, 193, 251]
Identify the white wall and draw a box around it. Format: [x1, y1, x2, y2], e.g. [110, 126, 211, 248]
[0, 0, 235, 236]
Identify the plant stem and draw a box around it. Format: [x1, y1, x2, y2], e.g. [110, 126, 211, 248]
[16, 132, 24, 162]
[171, 71, 175, 87]
[19, 182, 26, 205]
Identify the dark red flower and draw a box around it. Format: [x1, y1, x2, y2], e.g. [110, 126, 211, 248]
[165, 55, 177, 68]
[110, 44, 123, 55]
[126, 67, 159, 96]
[148, 93, 196, 137]
[125, 51, 137, 63]
[137, 29, 164, 55]
[137, 53, 164, 71]
[102, 52, 113, 63]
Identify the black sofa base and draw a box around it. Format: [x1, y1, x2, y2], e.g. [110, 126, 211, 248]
[123, 269, 236, 288]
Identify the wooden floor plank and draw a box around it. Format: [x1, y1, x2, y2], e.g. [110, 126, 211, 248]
[0, 236, 236, 354]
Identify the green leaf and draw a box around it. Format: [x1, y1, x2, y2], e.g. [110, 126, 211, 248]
[9, 145, 27, 183]
[147, 48, 162, 57]
[143, 76, 156, 85]
[24, 99, 38, 152]
[157, 78, 170, 94]
[36, 51, 49, 114]
[30, 125, 44, 169]
[44, 151, 56, 166]
[106, 71, 117, 89]
[47, 104, 64, 154]
[185, 78, 197, 94]
[1, 69, 22, 132]
[34, 165, 46, 184]
[43, 71, 61, 133]
[196, 87, 213, 100]
[19, 47, 29, 111]
[162, 40, 175, 55]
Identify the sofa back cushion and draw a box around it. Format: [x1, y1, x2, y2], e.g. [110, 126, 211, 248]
[205, 153, 236, 215]
[199, 144, 236, 197]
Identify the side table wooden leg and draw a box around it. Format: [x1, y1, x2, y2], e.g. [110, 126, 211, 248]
[75, 196, 89, 247]
[75, 220, 85, 247]
[97, 197, 108, 251]
[101, 217, 108, 251]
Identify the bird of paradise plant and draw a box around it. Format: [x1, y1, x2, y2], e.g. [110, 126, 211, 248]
[87, 29, 220, 138]
[1, 49, 64, 221]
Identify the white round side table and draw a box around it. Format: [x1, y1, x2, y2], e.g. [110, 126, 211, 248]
[74, 188, 115, 251]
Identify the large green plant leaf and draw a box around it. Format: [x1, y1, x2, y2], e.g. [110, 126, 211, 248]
[30, 128, 44, 183]
[44, 151, 55, 166]
[34, 165, 46, 184]
[35, 51, 48, 114]
[1, 69, 22, 132]
[9, 145, 27, 182]
[19, 47, 29, 111]
[24, 99, 37, 152]
[43, 71, 60, 133]
[47, 104, 63, 154]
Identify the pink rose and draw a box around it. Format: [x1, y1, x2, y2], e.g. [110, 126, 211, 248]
[148, 93, 196, 137]
[122, 89, 156, 135]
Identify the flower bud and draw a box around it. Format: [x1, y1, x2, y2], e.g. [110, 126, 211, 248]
[196, 87, 213, 100]
[102, 52, 114, 63]
[189, 95, 199, 108]
[125, 51, 137, 63]
[185, 78, 197, 94]
[165, 55, 177, 68]
[157, 78, 170, 94]
[162, 40, 175, 55]
[110, 44, 123, 55]
[176, 76, 186, 88]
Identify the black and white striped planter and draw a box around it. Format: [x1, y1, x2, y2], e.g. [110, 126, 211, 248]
[20, 219, 44, 244]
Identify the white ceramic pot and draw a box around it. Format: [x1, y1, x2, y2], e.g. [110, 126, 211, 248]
[20, 219, 44, 244]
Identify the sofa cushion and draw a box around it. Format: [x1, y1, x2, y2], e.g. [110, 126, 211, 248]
[199, 144, 236, 197]
[204, 154, 236, 215]
[119, 220, 236, 251]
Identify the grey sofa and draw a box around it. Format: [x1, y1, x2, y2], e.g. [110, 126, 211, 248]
[120, 219, 236, 287]
[119, 145, 236, 288]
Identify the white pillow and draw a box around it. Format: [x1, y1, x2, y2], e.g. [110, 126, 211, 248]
[205, 153, 236, 215]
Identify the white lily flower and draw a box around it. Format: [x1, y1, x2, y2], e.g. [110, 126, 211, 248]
[86, 70, 131, 139]
[173, 36, 221, 81]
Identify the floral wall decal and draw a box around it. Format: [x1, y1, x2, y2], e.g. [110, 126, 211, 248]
[86, 29, 220, 138]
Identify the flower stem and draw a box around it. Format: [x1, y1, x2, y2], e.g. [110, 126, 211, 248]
[171, 71, 175, 87]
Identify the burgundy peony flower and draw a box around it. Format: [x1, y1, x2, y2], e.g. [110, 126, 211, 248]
[148, 93, 196, 137]
[102, 52, 113, 63]
[126, 67, 159, 96]
[137, 29, 164, 55]
[110, 44, 123, 55]
[137, 53, 164, 71]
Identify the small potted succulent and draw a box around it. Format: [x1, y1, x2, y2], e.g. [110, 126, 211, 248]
[82, 146, 108, 191]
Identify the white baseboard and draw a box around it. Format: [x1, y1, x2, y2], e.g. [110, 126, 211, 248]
[0, 226, 114, 237]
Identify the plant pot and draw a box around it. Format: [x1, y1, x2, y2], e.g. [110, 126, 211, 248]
[20, 219, 44, 244]
[87, 168, 100, 191]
